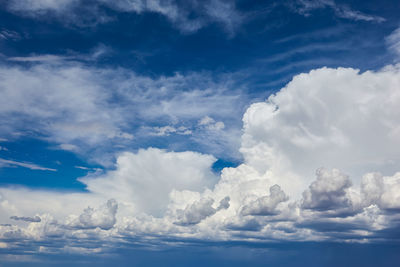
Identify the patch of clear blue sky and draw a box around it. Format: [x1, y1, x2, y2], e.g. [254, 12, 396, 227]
[0, 0, 399, 190]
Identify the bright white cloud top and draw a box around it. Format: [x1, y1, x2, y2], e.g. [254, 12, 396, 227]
[1, 64, 400, 256]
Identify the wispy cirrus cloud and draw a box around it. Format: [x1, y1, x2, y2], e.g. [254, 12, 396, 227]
[386, 26, 400, 60]
[0, 158, 56, 171]
[290, 0, 385, 22]
[5, 0, 243, 34]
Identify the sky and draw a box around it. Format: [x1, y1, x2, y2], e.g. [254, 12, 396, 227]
[0, 0, 400, 266]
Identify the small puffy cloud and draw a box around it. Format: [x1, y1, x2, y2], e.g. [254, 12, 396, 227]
[10, 215, 41, 223]
[58, 143, 80, 152]
[175, 196, 230, 225]
[175, 198, 214, 225]
[151, 125, 192, 136]
[66, 199, 118, 230]
[198, 116, 225, 131]
[301, 168, 352, 211]
[224, 217, 263, 231]
[241, 185, 288, 216]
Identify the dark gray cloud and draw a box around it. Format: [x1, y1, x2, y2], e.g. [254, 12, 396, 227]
[10, 215, 41, 223]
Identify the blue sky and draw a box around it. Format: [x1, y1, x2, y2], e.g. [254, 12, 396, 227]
[0, 0, 400, 266]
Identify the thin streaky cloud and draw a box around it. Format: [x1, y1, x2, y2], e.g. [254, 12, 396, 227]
[0, 158, 57, 171]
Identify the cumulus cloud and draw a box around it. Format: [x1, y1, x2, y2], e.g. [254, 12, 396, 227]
[241, 184, 288, 216]
[361, 172, 400, 211]
[1, 65, 400, 258]
[79, 148, 218, 215]
[66, 199, 118, 230]
[301, 168, 352, 211]
[175, 196, 230, 225]
[241, 66, 400, 196]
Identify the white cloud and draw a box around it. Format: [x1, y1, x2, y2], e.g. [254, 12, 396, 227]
[58, 143, 80, 152]
[66, 199, 118, 230]
[386, 27, 400, 60]
[241, 184, 288, 216]
[7, 55, 68, 62]
[361, 172, 400, 211]
[0, 158, 56, 171]
[241, 66, 400, 196]
[198, 116, 225, 131]
[1, 65, 400, 258]
[0, 62, 243, 165]
[291, 0, 385, 22]
[79, 148, 218, 216]
[175, 196, 229, 225]
[5, 0, 242, 34]
[150, 125, 192, 136]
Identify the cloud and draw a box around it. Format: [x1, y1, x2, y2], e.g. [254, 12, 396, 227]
[0, 61, 244, 165]
[5, 0, 242, 34]
[58, 143, 80, 152]
[1, 65, 400, 259]
[79, 148, 218, 215]
[386, 27, 400, 60]
[241, 184, 288, 216]
[241, 66, 400, 196]
[7, 55, 68, 62]
[150, 125, 192, 136]
[175, 196, 230, 225]
[361, 172, 400, 211]
[0, 158, 57, 171]
[10, 215, 41, 223]
[66, 199, 118, 230]
[0, 29, 23, 41]
[290, 0, 385, 22]
[198, 116, 225, 131]
[301, 168, 352, 211]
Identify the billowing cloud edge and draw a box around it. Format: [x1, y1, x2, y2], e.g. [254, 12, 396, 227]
[1, 64, 400, 259]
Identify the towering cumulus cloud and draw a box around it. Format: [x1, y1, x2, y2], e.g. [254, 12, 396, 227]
[1, 65, 400, 257]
